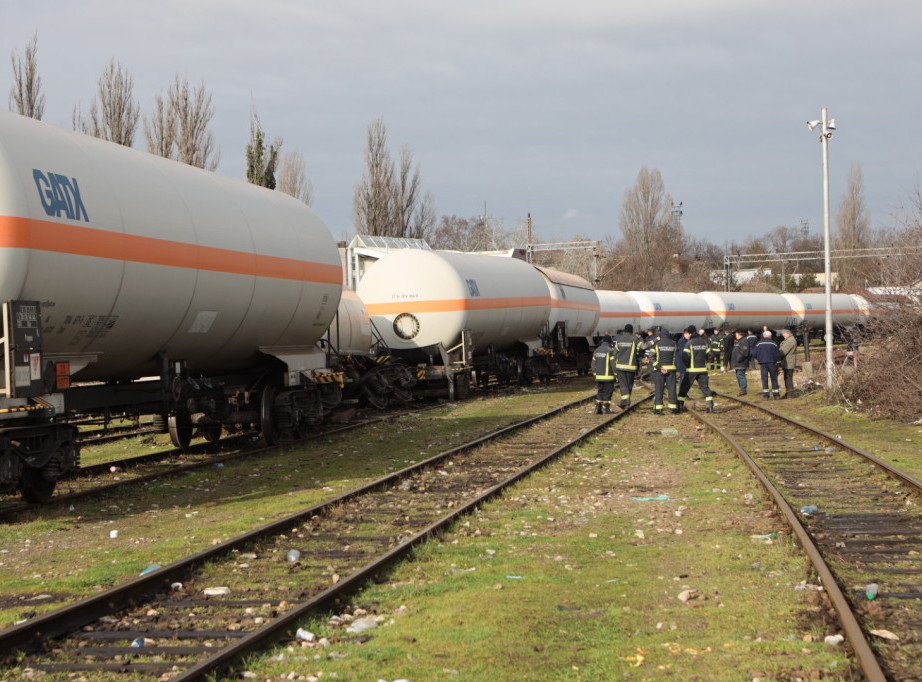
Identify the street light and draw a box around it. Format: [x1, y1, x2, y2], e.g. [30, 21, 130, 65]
[806, 108, 836, 392]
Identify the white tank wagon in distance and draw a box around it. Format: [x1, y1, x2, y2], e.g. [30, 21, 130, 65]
[698, 292, 800, 332]
[627, 291, 712, 335]
[592, 290, 869, 340]
[784, 293, 869, 331]
[356, 249, 552, 396]
[593, 290, 642, 337]
[0, 112, 343, 500]
[533, 265, 600, 376]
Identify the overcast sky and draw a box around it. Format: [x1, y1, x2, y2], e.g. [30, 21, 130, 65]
[3, 1, 921, 248]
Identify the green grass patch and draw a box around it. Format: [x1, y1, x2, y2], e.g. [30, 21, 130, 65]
[245, 409, 855, 681]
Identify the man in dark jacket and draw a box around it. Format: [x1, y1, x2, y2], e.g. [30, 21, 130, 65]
[753, 330, 782, 399]
[745, 329, 759, 369]
[613, 324, 639, 408]
[729, 329, 750, 395]
[647, 329, 679, 415]
[678, 325, 714, 412]
[592, 334, 616, 414]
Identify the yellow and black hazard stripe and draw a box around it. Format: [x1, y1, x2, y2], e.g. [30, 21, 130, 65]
[311, 371, 345, 387]
[0, 404, 46, 414]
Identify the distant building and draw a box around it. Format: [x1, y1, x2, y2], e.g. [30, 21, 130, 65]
[709, 268, 771, 287]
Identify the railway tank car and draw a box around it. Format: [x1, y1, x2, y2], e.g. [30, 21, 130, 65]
[698, 292, 800, 331]
[594, 290, 642, 336]
[355, 249, 552, 395]
[533, 265, 599, 375]
[594, 289, 870, 339]
[0, 111, 343, 500]
[622, 291, 712, 334]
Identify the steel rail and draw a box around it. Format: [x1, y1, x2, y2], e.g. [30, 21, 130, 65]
[171, 395, 651, 681]
[688, 403, 887, 682]
[715, 391, 922, 490]
[0, 393, 648, 675]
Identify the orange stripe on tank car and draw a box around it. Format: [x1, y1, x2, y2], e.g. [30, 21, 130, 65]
[0, 215, 342, 284]
[550, 300, 600, 312]
[721, 309, 794, 317]
[366, 296, 551, 315]
[635, 310, 710, 318]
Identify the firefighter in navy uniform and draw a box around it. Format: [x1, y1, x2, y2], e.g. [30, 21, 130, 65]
[613, 324, 639, 408]
[646, 329, 679, 415]
[592, 334, 616, 414]
[707, 328, 723, 371]
[678, 325, 715, 412]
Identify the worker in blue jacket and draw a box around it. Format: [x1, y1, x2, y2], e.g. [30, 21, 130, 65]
[753, 330, 782, 400]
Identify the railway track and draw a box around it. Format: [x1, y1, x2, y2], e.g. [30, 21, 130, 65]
[0, 392, 644, 680]
[689, 392, 922, 681]
[0, 406, 434, 522]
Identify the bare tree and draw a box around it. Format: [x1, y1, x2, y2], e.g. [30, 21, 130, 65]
[73, 58, 139, 146]
[245, 107, 281, 189]
[838, 186, 922, 420]
[834, 164, 871, 286]
[144, 74, 221, 170]
[9, 32, 45, 119]
[353, 118, 434, 238]
[429, 214, 522, 252]
[408, 190, 436, 240]
[276, 149, 314, 206]
[144, 91, 175, 158]
[392, 145, 422, 236]
[354, 118, 395, 235]
[616, 167, 684, 289]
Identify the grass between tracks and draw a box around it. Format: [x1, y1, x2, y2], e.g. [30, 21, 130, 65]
[246, 393, 858, 682]
[2, 371, 920, 680]
[0, 383, 589, 627]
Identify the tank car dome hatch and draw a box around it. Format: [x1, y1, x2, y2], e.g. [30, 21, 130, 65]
[0, 111, 342, 380]
[393, 312, 421, 340]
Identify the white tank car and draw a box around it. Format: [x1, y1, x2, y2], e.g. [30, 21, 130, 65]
[0, 112, 342, 381]
[594, 290, 642, 337]
[356, 249, 551, 355]
[326, 289, 372, 355]
[783, 293, 868, 329]
[534, 266, 599, 338]
[627, 291, 712, 333]
[699, 292, 799, 331]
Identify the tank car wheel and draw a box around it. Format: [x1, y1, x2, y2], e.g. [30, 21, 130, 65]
[151, 413, 169, 433]
[362, 382, 388, 409]
[202, 422, 222, 443]
[453, 373, 470, 400]
[260, 386, 279, 446]
[168, 411, 194, 449]
[20, 467, 56, 504]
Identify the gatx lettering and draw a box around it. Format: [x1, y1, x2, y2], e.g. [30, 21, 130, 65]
[33, 170, 89, 222]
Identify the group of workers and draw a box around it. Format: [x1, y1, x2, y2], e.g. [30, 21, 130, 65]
[592, 325, 799, 415]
